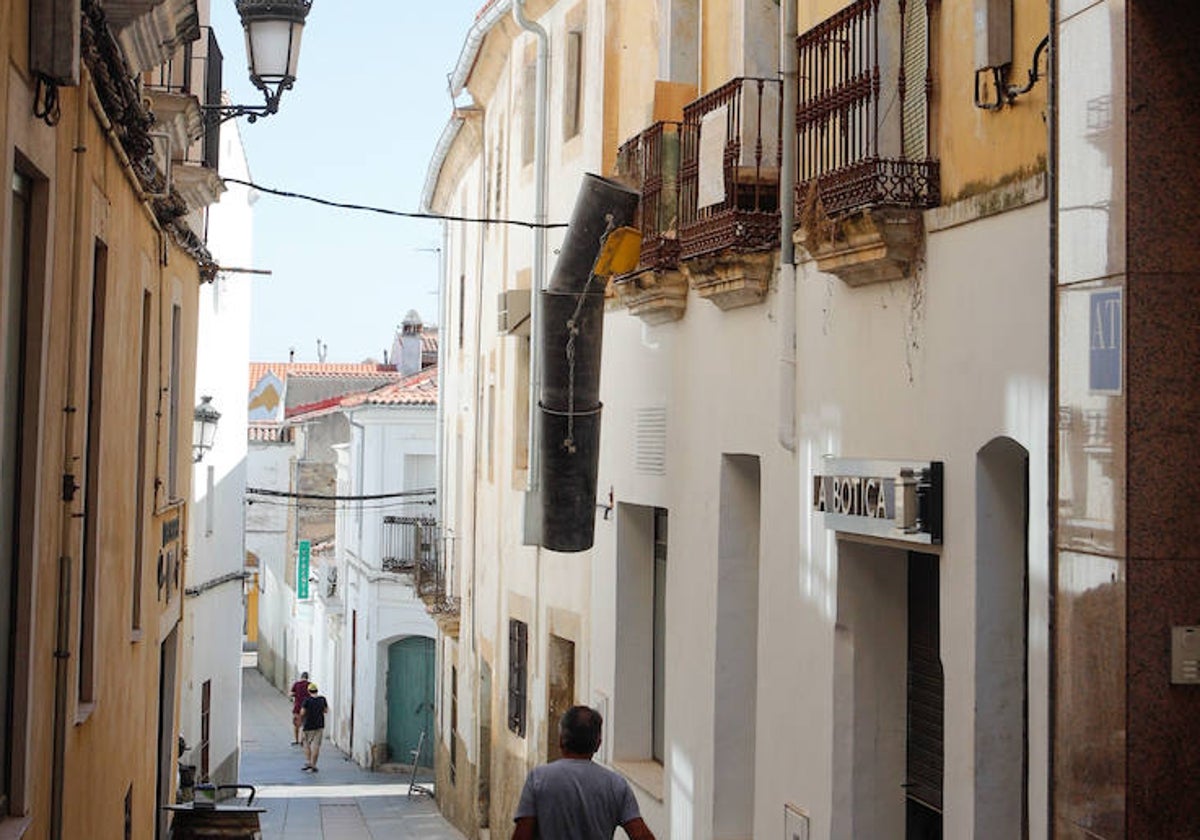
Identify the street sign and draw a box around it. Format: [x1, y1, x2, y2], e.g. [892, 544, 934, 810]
[297, 540, 310, 599]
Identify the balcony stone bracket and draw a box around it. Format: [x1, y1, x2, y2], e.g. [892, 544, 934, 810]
[147, 90, 203, 160]
[173, 163, 226, 226]
[681, 251, 774, 310]
[796, 208, 924, 287]
[611, 269, 689, 324]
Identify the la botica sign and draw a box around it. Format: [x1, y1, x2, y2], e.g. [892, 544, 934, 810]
[813, 458, 943, 545]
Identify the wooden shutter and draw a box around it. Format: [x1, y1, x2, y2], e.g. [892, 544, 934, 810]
[563, 30, 583, 140]
[508, 619, 528, 736]
[522, 63, 537, 166]
[902, 0, 929, 160]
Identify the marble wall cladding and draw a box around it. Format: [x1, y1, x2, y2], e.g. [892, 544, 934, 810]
[1126, 271, 1200, 558]
[1125, 559, 1200, 837]
[1056, 279, 1125, 557]
[1127, 3, 1200, 275]
[1057, 0, 1126, 286]
[1054, 551, 1126, 840]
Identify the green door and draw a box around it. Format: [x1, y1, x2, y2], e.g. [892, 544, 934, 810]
[386, 636, 435, 767]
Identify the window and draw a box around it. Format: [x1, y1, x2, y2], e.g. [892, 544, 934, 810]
[450, 666, 458, 784]
[457, 274, 465, 350]
[487, 382, 496, 482]
[651, 508, 667, 762]
[167, 304, 181, 499]
[613, 504, 668, 765]
[563, 29, 583, 140]
[512, 337, 530, 473]
[200, 680, 211, 780]
[507, 619, 528, 737]
[79, 239, 109, 707]
[1, 167, 35, 811]
[204, 465, 214, 537]
[521, 62, 536, 166]
[132, 292, 151, 633]
[492, 126, 505, 220]
[901, 0, 930, 160]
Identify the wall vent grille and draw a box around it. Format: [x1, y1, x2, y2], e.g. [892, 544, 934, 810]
[634, 407, 667, 475]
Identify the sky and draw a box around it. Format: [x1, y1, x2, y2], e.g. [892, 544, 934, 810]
[209, 1, 484, 364]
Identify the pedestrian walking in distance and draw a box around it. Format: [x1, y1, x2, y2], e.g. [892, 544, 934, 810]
[300, 683, 328, 772]
[289, 671, 310, 745]
[512, 705, 655, 840]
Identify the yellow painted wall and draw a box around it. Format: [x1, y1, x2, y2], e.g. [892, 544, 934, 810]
[604, 0, 665, 172]
[701, 0, 734, 92]
[935, 0, 1047, 200]
[0, 0, 203, 834]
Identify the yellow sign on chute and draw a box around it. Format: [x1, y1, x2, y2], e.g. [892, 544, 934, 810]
[592, 226, 642, 276]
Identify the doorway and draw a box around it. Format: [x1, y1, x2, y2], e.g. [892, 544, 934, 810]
[546, 635, 576, 762]
[386, 636, 434, 767]
[831, 545, 942, 840]
[155, 627, 179, 840]
[906, 552, 943, 839]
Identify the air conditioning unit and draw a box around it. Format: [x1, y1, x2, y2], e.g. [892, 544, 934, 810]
[497, 289, 531, 336]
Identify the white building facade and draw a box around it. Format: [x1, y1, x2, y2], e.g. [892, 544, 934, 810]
[426, 2, 1051, 839]
[316, 368, 440, 769]
[179, 116, 254, 789]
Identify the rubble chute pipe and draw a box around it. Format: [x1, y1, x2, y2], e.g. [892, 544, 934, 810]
[539, 174, 639, 552]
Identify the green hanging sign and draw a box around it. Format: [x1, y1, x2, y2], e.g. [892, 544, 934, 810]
[297, 540, 310, 599]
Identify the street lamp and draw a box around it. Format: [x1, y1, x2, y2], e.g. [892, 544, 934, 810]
[208, 0, 313, 123]
[193, 396, 222, 462]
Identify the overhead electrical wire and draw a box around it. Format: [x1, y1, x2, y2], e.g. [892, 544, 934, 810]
[241, 494, 434, 516]
[245, 486, 435, 502]
[223, 178, 569, 230]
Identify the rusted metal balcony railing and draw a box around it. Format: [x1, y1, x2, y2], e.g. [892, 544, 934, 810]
[796, 0, 939, 218]
[380, 516, 459, 617]
[615, 121, 682, 272]
[679, 77, 783, 259]
[380, 516, 437, 574]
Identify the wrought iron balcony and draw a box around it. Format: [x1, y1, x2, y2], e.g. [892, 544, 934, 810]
[611, 121, 690, 322]
[380, 516, 459, 625]
[795, 0, 939, 219]
[615, 121, 683, 272]
[145, 27, 222, 171]
[380, 515, 437, 575]
[678, 76, 783, 260]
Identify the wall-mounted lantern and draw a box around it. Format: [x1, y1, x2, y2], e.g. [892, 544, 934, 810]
[193, 396, 222, 462]
[207, 0, 313, 122]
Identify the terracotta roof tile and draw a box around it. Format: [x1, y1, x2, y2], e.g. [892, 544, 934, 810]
[341, 367, 439, 408]
[248, 361, 398, 390]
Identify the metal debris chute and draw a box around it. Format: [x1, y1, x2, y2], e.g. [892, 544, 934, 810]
[539, 174, 640, 552]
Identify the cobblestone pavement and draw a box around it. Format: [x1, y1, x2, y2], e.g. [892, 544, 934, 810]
[237, 660, 465, 840]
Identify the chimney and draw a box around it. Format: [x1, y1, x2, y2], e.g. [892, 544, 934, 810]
[399, 310, 423, 376]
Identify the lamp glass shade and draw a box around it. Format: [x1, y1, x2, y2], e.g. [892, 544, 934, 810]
[193, 398, 221, 456]
[244, 19, 304, 83]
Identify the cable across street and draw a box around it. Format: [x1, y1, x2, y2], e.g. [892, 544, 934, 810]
[245, 486, 436, 502]
[222, 178, 569, 229]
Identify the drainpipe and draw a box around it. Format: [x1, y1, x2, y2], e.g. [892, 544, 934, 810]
[777, 0, 798, 452]
[346, 414, 367, 760]
[434, 223, 448, 590]
[514, 0, 549, 527]
[51, 76, 93, 840]
[1045, 0, 1059, 830]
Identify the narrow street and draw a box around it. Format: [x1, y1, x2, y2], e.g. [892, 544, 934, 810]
[239, 661, 465, 840]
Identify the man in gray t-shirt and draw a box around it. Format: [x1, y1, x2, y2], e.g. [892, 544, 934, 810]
[513, 706, 655, 840]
